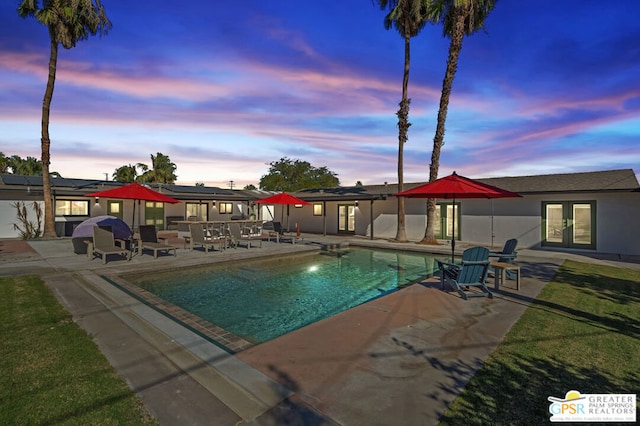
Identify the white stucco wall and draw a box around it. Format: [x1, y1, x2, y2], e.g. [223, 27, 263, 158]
[291, 192, 640, 256]
[0, 200, 45, 238]
[3, 190, 637, 255]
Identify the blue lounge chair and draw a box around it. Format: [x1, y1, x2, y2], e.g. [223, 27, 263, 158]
[489, 238, 518, 280]
[437, 246, 492, 299]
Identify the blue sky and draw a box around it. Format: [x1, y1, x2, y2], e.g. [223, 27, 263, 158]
[1, 0, 639, 188]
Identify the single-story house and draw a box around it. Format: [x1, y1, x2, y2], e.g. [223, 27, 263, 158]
[1, 169, 638, 256]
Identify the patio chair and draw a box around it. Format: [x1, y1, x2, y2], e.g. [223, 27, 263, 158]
[88, 226, 131, 264]
[489, 238, 518, 280]
[268, 221, 302, 244]
[437, 246, 492, 299]
[249, 220, 263, 237]
[188, 223, 225, 253]
[138, 225, 178, 258]
[228, 222, 262, 249]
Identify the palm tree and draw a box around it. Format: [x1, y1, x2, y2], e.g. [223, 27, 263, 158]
[138, 153, 178, 184]
[422, 0, 497, 244]
[112, 164, 139, 183]
[378, 0, 440, 242]
[9, 155, 43, 176]
[17, 0, 111, 237]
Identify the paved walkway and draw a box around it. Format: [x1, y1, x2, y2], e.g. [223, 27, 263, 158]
[1, 236, 638, 425]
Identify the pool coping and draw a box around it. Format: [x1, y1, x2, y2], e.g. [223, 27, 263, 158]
[76, 270, 293, 422]
[102, 273, 257, 353]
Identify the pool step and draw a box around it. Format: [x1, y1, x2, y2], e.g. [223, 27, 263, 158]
[319, 243, 350, 257]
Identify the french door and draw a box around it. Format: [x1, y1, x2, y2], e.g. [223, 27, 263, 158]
[338, 204, 355, 234]
[542, 201, 596, 249]
[145, 201, 165, 230]
[433, 202, 460, 240]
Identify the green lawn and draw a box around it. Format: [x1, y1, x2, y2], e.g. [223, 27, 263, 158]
[438, 260, 640, 425]
[0, 275, 157, 425]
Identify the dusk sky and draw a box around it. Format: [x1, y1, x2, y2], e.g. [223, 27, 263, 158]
[1, 1, 639, 188]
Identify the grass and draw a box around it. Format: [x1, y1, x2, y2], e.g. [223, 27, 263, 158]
[0, 275, 157, 425]
[438, 260, 640, 425]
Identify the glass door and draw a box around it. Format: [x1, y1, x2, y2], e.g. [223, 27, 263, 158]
[544, 203, 566, 245]
[433, 202, 459, 240]
[444, 203, 459, 241]
[186, 202, 208, 221]
[542, 201, 596, 249]
[145, 201, 165, 230]
[338, 204, 355, 234]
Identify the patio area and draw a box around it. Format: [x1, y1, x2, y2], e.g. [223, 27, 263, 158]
[1, 235, 637, 425]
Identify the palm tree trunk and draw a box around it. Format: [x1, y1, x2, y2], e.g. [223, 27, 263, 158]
[421, 9, 466, 244]
[41, 35, 58, 238]
[395, 34, 412, 242]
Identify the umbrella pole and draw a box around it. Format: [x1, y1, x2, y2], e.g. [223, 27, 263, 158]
[491, 199, 495, 247]
[451, 196, 456, 262]
[132, 200, 136, 237]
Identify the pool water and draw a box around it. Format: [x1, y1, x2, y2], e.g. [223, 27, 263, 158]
[128, 247, 439, 344]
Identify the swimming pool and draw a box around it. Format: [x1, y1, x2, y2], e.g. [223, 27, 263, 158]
[127, 246, 439, 345]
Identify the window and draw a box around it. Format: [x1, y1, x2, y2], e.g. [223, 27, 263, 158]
[108, 201, 120, 214]
[186, 202, 208, 221]
[219, 202, 233, 214]
[55, 200, 89, 216]
[313, 203, 323, 216]
[107, 200, 123, 220]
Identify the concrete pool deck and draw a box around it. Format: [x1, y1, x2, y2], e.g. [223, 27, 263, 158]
[2, 235, 639, 425]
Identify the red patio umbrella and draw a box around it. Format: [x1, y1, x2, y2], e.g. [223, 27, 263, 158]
[255, 192, 310, 230]
[85, 183, 179, 233]
[394, 172, 521, 261]
[254, 192, 311, 206]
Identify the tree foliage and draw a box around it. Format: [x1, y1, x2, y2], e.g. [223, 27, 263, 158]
[0, 153, 61, 177]
[138, 152, 177, 184]
[112, 164, 139, 183]
[0, 152, 9, 173]
[112, 153, 177, 184]
[259, 158, 339, 192]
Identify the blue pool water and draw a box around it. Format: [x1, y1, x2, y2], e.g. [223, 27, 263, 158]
[128, 247, 439, 344]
